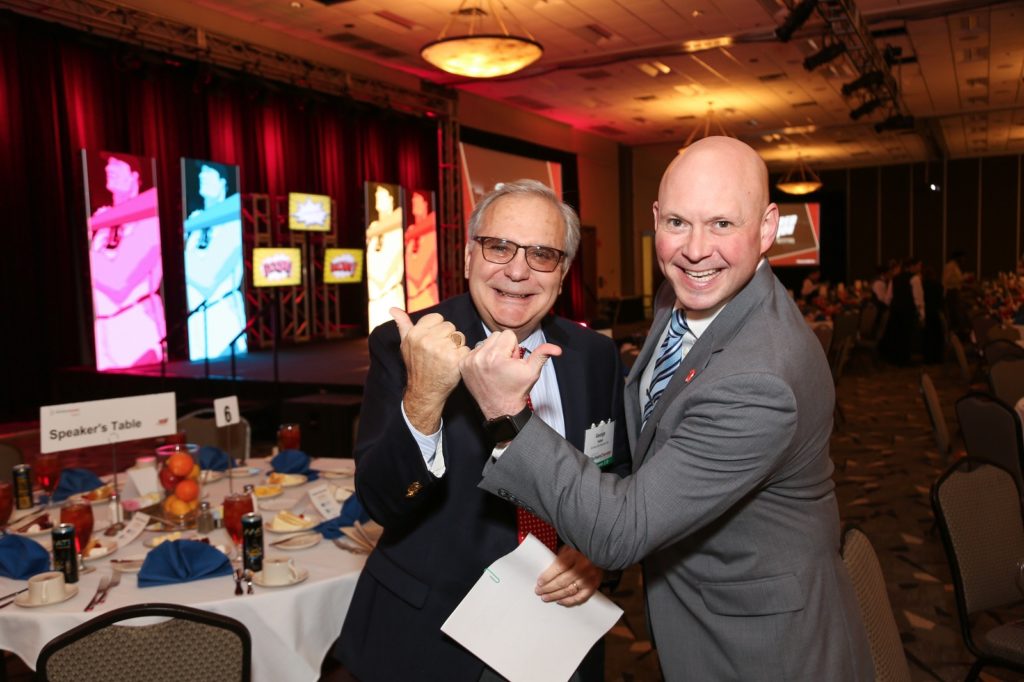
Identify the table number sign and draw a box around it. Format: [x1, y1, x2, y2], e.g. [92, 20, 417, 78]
[40, 393, 176, 453]
[213, 396, 240, 428]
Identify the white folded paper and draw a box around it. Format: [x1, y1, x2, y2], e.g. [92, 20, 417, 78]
[441, 535, 623, 682]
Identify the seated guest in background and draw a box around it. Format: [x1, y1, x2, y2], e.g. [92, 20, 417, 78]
[333, 180, 630, 681]
[460, 137, 872, 681]
[871, 263, 893, 309]
[943, 250, 969, 338]
[800, 268, 821, 301]
[922, 265, 945, 363]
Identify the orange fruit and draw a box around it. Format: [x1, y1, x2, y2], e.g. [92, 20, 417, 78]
[174, 479, 199, 503]
[166, 496, 191, 517]
[167, 453, 194, 477]
[188, 464, 200, 481]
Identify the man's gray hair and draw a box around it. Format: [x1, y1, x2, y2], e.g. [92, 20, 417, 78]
[467, 179, 581, 269]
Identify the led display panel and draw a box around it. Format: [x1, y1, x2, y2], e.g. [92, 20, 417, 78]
[181, 158, 247, 361]
[767, 202, 821, 267]
[253, 248, 302, 287]
[82, 150, 166, 371]
[288, 192, 331, 232]
[365, 182, 405, 332]
[324, 248, 364, 284]
[405, 189, 439, 312]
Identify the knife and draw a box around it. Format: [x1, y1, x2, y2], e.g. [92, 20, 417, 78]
[0, 588, 28, 602]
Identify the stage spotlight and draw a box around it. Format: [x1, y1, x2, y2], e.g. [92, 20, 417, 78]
[929, 183, 940, 192]
[874, 114, 915, 133]
[841, 70, 884, 96]
[775, 0, 818, 42]
[850, 99, 884, 120]
[803, 42, 846, 71]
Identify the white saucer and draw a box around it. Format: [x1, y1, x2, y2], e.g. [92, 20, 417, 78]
[15, 584, 78, 608]
[270, 532, 322, 551]
[228, 467, 261, 479]
[266, 520, 317, 534]
[251, 566, 309, 588]
[83, 539, 118, 562]
[110, 555, 146, 573]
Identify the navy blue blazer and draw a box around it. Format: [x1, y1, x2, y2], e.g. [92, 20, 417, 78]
[336, 293, 630, 681]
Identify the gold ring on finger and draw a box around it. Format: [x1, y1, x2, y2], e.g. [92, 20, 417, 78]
[449, 331, 466, 348]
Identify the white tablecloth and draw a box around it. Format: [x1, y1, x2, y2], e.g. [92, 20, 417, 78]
[0, 458, 365, 681]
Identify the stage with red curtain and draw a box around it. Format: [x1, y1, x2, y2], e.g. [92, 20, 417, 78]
[0, 10, 439, 421]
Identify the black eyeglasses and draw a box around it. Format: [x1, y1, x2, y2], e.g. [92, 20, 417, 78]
[472, 237, 566, 273]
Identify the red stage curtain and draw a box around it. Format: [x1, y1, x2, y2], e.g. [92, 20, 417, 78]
[0, 11, 438, 420]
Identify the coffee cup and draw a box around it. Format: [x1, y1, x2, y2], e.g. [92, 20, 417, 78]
[262, 556, 299, 585]
[27, 571, 66, 604]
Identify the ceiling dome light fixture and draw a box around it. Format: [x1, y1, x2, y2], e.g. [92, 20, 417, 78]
[777, 156, 823, 195]
[421, 1, 543, 79]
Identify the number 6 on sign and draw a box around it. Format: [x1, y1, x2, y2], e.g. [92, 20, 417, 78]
[214, 396, 240, 428]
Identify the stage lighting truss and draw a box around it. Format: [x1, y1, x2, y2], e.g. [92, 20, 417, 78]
[795, 0, 911, 126]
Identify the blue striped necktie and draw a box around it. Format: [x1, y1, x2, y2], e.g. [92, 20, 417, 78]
[642, 309, 691, 427]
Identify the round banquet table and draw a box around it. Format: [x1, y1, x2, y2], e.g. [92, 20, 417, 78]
[0, 458, 366, 681]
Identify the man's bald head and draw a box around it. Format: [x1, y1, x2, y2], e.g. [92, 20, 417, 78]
[660, 136, 769, 211]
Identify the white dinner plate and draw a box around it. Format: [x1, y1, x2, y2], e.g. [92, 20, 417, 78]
[269, 532, 322, 551]
[14, 584, 78, 608]
[228, 466, 261, 479]
[83, 538, 118, 562]
[110, 555, 146, 573]
[257, 497, 297, 511]
[266, 520, 317, 534]
[253, 485, 283, 500]
[251, 566, 309, 588]
[268, 473, 307, 488]
[200, 470, 226, 483]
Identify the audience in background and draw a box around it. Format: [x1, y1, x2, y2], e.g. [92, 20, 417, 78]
[921, 266, 945, 364]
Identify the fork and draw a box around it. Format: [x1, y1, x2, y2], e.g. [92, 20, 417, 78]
[244, 569, 254, 595]
[84, 575, 110, 612]
[95, 570, 121, 607]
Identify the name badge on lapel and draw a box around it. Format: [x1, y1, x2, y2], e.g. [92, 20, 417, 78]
[584, 420, 615, 468]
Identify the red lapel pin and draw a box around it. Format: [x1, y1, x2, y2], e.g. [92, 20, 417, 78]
[684, 369, 696, 383]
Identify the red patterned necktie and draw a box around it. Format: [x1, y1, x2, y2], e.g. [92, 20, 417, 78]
[515, 346, 559, 553]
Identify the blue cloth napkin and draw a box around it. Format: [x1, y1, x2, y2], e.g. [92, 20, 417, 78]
[314, 494, 371, 540]
[271, 449, 318, 481]
[0, 534, 51, 580]
[198, 446, 235, 471]
[138, 540, 234, 588]
[52, 468, 103, 503]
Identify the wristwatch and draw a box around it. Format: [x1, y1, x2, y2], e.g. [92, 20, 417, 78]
[482, 405, 533, 445]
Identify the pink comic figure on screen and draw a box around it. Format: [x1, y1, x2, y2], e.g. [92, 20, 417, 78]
[86, 153, 166, 370]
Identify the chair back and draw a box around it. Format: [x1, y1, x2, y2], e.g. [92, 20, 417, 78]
[971, 315, 999, 347]
[986, 339, 1024, 367]
[858, 302, 879, 340]
[0, 443, 23, 484]
[955, 392, 1024, 494]
[920, 372, 950, 460]
[989, 325, 1022, 342]
[813, 324, 833, 356]
[991, 358, 1024, 406]
[35, 603, 251, 682]
[179, 409, 250, 462]
[831, 311, 860, 358]
[932, 459, 1024, 618]
[950, 334, 972, 384]
[841, 527, 912, 682]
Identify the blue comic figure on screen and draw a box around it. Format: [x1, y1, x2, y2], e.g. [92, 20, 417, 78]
[182, 159, 247, 361]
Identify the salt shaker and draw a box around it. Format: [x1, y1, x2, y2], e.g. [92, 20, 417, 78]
[197, 501, 214, 535]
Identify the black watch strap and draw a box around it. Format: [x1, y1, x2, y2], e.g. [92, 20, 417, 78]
[482, 405, 533, 445]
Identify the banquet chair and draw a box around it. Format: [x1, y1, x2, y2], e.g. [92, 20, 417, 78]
[0, 443, 23, 484]
[920, 373, 951, 463]
[990, 359, 1024, 406]
[812, 324, 833, 356]
[950, 335, 975, 385]
[931, 458, 1024, 681]
[34, 603, 251, 682]
[986, 340, 1024, 368]
[955, 392, 1024, 496]
[971, 315, 1000, 348]
[840, 527, 911, 682]
[179, 409, 250, 462]
[988, 325, 1022, 342]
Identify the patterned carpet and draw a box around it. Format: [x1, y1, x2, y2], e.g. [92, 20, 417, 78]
[602, 355, 1023, 682]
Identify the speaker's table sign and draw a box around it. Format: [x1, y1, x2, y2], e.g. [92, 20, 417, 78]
[40, 393, 176, 453]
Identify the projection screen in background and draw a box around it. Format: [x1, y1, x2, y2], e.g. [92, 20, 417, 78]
[458, 142, 563, 227]
[288, 192, 332, 232]
[405, 189, 439, 312]
[324, 248, 364, 284]
[767, 202, 821, 267]
[82, 150, 166, 371]
[365, 181, 406, 332]
[181, 158, 247, 361]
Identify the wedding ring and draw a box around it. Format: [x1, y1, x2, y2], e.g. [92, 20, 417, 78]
[571, 581, 579, 594]
[450, 331, 466, 348]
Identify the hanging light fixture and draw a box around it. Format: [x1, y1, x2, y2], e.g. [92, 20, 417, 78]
[678, 102, 733, 152]
[776, 156, 823, 195]
[420, 0, 543, 79]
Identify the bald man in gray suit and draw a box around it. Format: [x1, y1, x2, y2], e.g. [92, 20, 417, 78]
[460, 137, 872, 680]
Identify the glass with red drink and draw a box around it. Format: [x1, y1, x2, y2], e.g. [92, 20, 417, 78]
[277, 423, 301, 451]
[223, 493, 254, 546]
[35, 453, 60, 496]
[59, 500, 94, 555]
[0, 482, 12, 527]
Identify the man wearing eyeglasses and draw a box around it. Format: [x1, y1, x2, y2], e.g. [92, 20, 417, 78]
[333, 180, 629, 681]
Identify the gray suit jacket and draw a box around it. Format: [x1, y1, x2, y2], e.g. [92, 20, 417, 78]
[480, 263, 873, 681]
